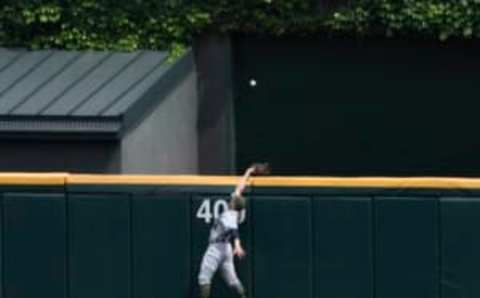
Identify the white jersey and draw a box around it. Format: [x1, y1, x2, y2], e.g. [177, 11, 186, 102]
[209, 210, 239, 243]
[199, 206, 244, 290]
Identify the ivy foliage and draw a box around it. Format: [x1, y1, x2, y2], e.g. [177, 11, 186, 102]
[326, 0, 480, 41]
[0, 0, 211, 57]
[1, 0, 479, 57]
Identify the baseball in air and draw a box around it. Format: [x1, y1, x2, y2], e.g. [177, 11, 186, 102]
[249, 79, 257, 87]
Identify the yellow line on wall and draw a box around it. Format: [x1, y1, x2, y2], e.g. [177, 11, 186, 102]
[0, 173, 68, 185]
[0, 173, 480, 189]
[68, 175, 480, 189]
[67, 174, 240, 186]
[250, 176, 480, 189]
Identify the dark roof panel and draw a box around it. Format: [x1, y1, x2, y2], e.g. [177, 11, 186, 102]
[7, 51, 80, 114]
[14, 52, 109, 115]
[42, 52, 142, 116]
[103, 61, 171, 116]
[0, 51, 66, 112]
[0, 51, 51, 94]
[40, 52, 113, 116]
[72, 51, 167, 116]
[0, 48, 193, 136]
[0, 49, 24, 72]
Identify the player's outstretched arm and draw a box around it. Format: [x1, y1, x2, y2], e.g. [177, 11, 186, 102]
[233, 163, 271, 198]
[233, 167, 255, 198]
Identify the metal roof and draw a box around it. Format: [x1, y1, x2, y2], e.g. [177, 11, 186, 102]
[0, 48, 193, 137]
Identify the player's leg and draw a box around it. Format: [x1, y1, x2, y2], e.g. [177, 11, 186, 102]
[198, 245, 222, 298]
[220, 245, 246, 298]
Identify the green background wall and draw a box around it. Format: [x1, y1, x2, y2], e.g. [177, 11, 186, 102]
[233, 37, 480, 176]
[1, 186, 480, 298]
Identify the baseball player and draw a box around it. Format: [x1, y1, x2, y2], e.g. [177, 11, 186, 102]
[198, 163, 270, 298]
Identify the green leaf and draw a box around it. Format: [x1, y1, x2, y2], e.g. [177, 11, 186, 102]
[463, 27, 473, 37]
[439, 32, 449, 41]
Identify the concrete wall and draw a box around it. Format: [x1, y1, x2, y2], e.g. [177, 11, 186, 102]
[121, 71, 199, 174]
[194, 34, 236, 175]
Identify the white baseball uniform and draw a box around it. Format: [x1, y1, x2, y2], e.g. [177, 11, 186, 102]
[198, 208, 244, 289]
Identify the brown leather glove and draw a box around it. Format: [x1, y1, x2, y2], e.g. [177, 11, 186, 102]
[251, 163, 271, 175]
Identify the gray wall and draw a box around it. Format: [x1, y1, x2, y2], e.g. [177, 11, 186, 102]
[0, 139, 120, 173]
[194, 34, 236, 174]
[121, 71, 199, 174]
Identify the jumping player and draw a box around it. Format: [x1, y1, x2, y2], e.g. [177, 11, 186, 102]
[198, 163, 270, 298]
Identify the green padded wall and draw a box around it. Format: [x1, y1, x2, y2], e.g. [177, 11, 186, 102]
[313, 197, 373, 298]
[132, 194, 191, 298]
[3, 193, 66, 298]
[252, 196, 312, 298]
[1, 183, 480, 298]
[441, 198, 480, 298]
[375, 197, 438, 298]
[68, 194, 130, 298]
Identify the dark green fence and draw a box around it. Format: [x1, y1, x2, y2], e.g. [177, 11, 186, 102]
[1, 175, 480, 298]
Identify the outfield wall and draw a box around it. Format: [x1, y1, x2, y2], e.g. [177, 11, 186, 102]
[1, 174, 480, 298]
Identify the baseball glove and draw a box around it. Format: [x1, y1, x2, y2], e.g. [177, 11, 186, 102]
[251, 163, 271, 175]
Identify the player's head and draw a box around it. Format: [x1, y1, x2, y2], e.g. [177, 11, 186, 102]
[230, 195, 246, 211]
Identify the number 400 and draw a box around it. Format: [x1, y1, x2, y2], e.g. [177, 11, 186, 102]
[196, 199, 246, 224]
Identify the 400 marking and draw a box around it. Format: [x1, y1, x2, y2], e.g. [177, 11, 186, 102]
[196, 198, 246, 224]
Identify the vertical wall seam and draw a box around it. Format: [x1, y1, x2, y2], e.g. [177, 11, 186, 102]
[310, 196, 315, 298]
[250, 194, 255, 298]
[372, 196, 376, 298]
[65, 191, 70, 298]
[188, 195, 194, 298]
[129, 194, 134, 298]
[438, 197, 442, 298]
[1, 194, 4, 298]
